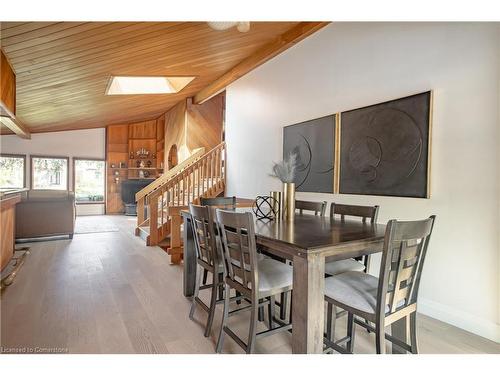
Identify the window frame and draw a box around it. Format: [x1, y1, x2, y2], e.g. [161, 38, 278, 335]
[72, 157, 106, 205]
[0, 153, 27, 189]
[30, 155, 70, 191]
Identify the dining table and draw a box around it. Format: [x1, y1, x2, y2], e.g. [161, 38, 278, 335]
[182, 207, 410, 354]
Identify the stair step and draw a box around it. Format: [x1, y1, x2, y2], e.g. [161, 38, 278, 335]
[138, 226, 149, 234]
[157, 238, 170, 248]
[136, 226, 150, 243]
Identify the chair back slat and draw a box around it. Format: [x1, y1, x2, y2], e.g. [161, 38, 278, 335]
[189, 204, 219, 268]
[330, 203, 379, 223]
[200, 196, 236, 210]
[330, 203, 380, 266]
[295, 200, 327, 216]
[377, 216, 436, 318]
[216, 210, 259, 296]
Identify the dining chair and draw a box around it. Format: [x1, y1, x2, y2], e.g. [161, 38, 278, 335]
[325, 203, 380, 340]
[295, 200, 327, 216]
[326, 203, 379, 276]
[200, 196, 237, 209]
[198, 196, 237, 286]
[215, 209, 293, 353]
[188, 204, 225, 337]
[323, 215, 436, 354]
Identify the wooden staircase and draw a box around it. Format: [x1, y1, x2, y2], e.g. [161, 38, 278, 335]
[135, 142, 226, 263]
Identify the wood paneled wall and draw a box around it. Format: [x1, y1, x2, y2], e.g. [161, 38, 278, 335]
[1, 49, 16, 114]
[162, 92, 224, 171]
[163, 100, 187, 170]
[187, 92, 224, 151]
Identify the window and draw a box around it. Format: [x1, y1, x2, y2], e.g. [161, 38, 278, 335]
[31, 156, 69, 190]
[106, 76, 195, 95]
[73, 159, 105, 203]
[0, 154, 26, 188]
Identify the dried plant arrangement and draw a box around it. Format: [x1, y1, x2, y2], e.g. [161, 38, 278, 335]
[270, 152, 297, 183]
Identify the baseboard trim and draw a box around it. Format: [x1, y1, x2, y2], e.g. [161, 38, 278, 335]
[418, 298, 500, 343]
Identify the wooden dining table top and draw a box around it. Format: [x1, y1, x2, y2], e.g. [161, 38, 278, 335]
[182, 206, 387, 259]
[253, 214, 386, 254]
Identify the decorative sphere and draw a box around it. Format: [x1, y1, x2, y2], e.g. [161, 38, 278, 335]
[252, 195, 279, 221]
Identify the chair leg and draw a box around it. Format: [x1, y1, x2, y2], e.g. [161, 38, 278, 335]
[410, 312, 419, 354]
[365, 318, 371, 332]
[189, 265, 202, 319]
[204, 273, 219, 337]
[216, 284, 230, 353]
[267, 295, 276, 329]
[325, 302, 336, 341]
[279, 292, 288, 320]
[362, 257, 371, 333]
[236, 291, 242, 305]
[246, 298, 259, 354]
[202, 269, 208, 285]
[258, 299, 264, 322]
[375, 325, 386, 354]
[346, 312, 356, 353]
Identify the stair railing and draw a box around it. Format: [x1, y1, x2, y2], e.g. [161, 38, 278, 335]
[137, 142, 226, 246]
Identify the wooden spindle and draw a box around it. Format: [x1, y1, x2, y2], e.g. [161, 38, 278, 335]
[137, 197, 145, 224]
[223, 143, 227, 187]
[184, 172, 188, 206]
[187, 167, 191, 205]
[149, 192, 159, 245]
[217, 148, 220, 179]
[210, 153, 214, 190]
[182, 173, 186, 205]
[197, 165, 201, 199]
[202, 158, 206, 196]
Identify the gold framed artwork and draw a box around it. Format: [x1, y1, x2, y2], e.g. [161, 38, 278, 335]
[284, 91, 433, 198]
[337, 91, 433, 198]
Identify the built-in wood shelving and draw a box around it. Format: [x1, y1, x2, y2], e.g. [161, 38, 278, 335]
[106, 119, 164, 214]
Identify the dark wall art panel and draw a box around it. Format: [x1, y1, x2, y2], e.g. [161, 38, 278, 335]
[283, 115, 335, 193]
[339, 91, 432, 198]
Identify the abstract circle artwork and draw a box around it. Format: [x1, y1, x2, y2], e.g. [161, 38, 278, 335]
[339, 91, 431, 198]
[283, 115, 336, 193]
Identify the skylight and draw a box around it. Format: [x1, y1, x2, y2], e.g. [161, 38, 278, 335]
[106, 76, 195, 95]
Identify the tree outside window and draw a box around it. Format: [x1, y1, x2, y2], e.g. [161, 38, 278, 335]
[74, 159, 105, 203]
[0, 155, 25, 189]
[32, 157, 68, 190]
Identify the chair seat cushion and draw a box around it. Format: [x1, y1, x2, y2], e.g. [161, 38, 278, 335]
[325, 271, 379, 315]
[324, 258, 365, 276]
[258, 258, 293, 296]
[324, 271, 404, 315]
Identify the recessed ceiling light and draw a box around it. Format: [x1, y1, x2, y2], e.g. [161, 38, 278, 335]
[106, 76, 195, 95]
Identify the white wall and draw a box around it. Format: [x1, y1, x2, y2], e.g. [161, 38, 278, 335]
[0, 128, 106, 215]
[225, 23, 500, 342]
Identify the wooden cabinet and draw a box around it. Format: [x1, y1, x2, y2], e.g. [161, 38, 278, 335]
[106, 124, 129, 214]
[1, 192, 22, 270]
[106, 120, 164, 214]
[129, 120, 157, 139]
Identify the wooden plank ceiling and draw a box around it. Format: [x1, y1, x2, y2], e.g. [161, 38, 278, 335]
[0, 22, 298, 134]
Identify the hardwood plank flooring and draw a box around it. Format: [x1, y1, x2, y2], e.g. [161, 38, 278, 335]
[1, 215, 498, 354]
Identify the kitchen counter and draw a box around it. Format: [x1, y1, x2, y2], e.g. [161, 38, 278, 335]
[1, 188, 26, 270]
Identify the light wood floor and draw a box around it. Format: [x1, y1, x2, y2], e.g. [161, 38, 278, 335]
[1, 215, 499, 354]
